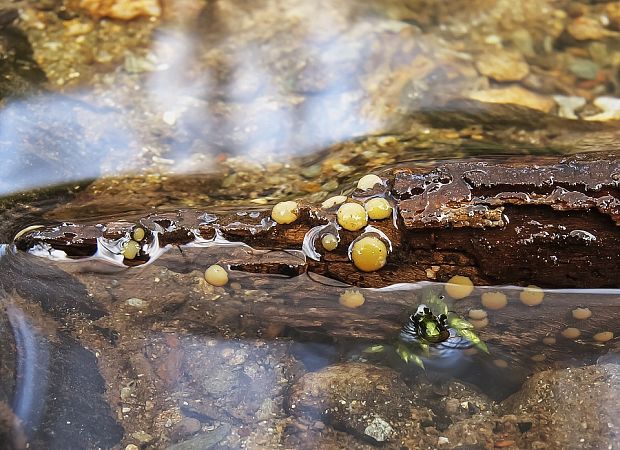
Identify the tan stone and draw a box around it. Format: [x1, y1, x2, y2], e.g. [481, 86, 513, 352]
[468, 85, 555, 113]
[475, 51, 529, 82]
[567, 16, 616, 41]
[80, 0, 161, 20]
[606, 3, 620, 29]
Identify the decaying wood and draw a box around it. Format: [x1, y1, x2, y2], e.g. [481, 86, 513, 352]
[15, 152, 620, 289]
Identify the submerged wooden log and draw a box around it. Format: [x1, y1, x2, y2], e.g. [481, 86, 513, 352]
[14, 152, 620, 289]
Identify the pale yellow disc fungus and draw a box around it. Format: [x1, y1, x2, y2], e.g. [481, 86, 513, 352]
[561, 327, 581, 339]
[123, 240, 141, 260]
[542, 336, 556, 346]
[271, 201, 299, 225]
[468, 309, 488, 320]
[493, 359, 509, 368]
[205, 264, 229, 287]
[321, 233, 338, 251]
[444, 275, 474, 300]
[593, 331, 614, 343]
[471, 317, 489, 329]
[133, 227, 145, 242]
[572, 307, 592, 320]
[350, 236, 388, 272]
[339, 289, 365, 308]
[481, 291, 508, 310]
[321, 195, 347, 209]
[364, 198, 392, 220]
[337, 202, 368, 231]
[520, 285, 544, 306]
[357, 174, 383, 191]
[13, 224, 44, 241]
[531, 354, 546, 362]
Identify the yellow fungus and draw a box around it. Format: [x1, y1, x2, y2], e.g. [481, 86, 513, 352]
[339, 289, 365, 308]
[271, 201, 299, 225]
[205, 264, 229, 287]
[444, 275, 474, 300]
[133, 227, 145, 242]
[520, 285, 544, 306]
[337, 202, 368, 231]
[364, 198, 392, 220]
[481, 291, 508, 310]
[572, 307, 592, 320]
[123, 240, 140, 260]
[593, 331, 614, 343]
[493, 359, 509, 368]
[471, 317, 489, 329]
[561, 327, 581, 339]
[350, 236, 388, 272]
[13, 224, 44, 241]
[531, 354, 546, 362]
[542, 336, 556, 345]
[321, 233, 338, 251]
[357, 174, 383, 191]
[468, 309, 488, 320]
[322, 195, 347, 209]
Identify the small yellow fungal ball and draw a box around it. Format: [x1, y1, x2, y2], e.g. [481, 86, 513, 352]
[133, 227, 145, 242]
[322, 195, 348, 209]
[205, 264, 229, 287]
[481, 291, 508, 310]
[271, 201, 299, 224]
[471, 317, 489, 329]
[493, 359, 509, 368]
[337, 202, 368, 231]
[542, 336, 556, 345]
[444, 275, 474, 300]
[572, 307, 592, 320]
[468, 309, 488, 320]
[350, 236, 388, 272]
[123, 240, 140, 260]
[364, 198, 392, 220]
[531, 354, 546, 362]
[561, 327, 581, 339]
[357, 174, 383, 191]
[520, 285, 544, 306]
[593, 331, 614, 343]
[339, 289, 365, 308]
[321, 233, 338, 251]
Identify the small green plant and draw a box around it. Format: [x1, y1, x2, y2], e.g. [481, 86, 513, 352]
[364, 289, 488, 369]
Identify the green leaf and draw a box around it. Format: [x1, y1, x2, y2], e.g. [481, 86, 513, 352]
[396, 343, 425, 369]
[419, 342, 430, 357]
[363, 345, 386, 354]
[456, 329, 490, 354]
[448, 316, 474, 330]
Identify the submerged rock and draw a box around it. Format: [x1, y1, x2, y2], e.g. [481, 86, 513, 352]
[79, 0, 161, 20]
[287, 362, 435, 444]
[475, 51, 530, 82]
[502, 363, 620, 449]
[468, 86, 555, 113]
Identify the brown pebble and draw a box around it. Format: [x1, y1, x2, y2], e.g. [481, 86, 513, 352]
[171, 417, 201, 441]
[494, 440, 516, 448]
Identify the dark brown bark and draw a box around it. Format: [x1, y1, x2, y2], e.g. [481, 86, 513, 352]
[14, 152, 620, 289]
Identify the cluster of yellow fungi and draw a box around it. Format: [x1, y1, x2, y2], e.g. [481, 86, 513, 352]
[271, 174, 392, 274]
[122, 226, 146, 260]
